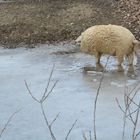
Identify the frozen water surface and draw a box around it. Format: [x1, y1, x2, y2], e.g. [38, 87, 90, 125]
[0, 42, 140, 140]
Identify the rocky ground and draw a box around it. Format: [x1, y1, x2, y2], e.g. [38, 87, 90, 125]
[117, 0, 140, 41]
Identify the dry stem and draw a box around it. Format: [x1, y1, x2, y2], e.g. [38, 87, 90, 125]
[93, 56, 110, 140]
[65, 119, 77, 140]
[0, 109, 21, 138]
[116, 83, 140, 140]
[25, 65, 77, 140]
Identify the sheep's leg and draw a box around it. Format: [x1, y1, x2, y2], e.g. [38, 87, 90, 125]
[117, 54, 124, 72]
[127, 53, 134, 73]
[82, 52, 103, 72]
[95, 52, 103, 71]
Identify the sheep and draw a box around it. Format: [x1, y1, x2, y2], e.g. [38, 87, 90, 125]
[76, 24, 139, 73]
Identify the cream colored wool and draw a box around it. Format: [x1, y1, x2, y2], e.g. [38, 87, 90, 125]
[76, 24, 139, 72]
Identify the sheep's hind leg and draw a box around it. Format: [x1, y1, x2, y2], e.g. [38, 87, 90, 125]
[117, 54, 124, 72]
[127, 53, 135, 75]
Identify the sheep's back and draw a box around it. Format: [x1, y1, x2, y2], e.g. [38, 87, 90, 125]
[80, 25, 136, 55]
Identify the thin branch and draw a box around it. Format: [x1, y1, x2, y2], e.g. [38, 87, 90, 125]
[124, 94, 135, 125]
[93, 74, 104, 140]
[82, 132, 88, 140]
[89, 130, 92, 140]
[116, 83, 140, 140]
[115, 98, 125, 113]
[65, 119, 78, 140]
[25, 65, 78, 140]
[82, 131, 92, 140]
[25, 65, 58, 140]
[41, 103, 56, 140]
[0, 109, 21, 138]
[122, 105, 129, 140]
[50, 113, 60, 127]
[128, 106, 135, 125]
[125, 86, 140, 108]
[93, 56, 110, 140]
[135, 131, 140, 140]
[119, 91, 137, 140]
[126, 108, 139, 118]
[124, 85, 129, 108]
[125, 94, 139, 107]
[132, 103, 140, 140]
[41, 64, 55, 100]
[41, 80, 59, 102]
[116, 98, 138, 122]
[128, 82, 140, 97]
[25, 80, 40, 103]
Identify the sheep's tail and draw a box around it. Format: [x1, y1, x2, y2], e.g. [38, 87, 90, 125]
[132, 39, 139, 54]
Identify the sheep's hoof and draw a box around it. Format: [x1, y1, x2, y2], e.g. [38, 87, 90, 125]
[127, 71, 136, 78]
[128, 65, 134, 73]
[83, 66, 96, 73]
[127, 66, 136, 78]
[96, 64, 104, 72]
[117, 65, 124, 72]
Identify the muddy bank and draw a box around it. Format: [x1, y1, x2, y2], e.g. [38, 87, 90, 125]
[0, 0, 139, 48]
[0, 0, 122, 47]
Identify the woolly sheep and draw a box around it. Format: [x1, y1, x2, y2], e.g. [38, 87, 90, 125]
[76, 24, 139, 73]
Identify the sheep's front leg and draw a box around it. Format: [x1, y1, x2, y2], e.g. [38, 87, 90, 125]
[95, 52, 103, 71]
[127, 53, 134, 73]
[117, 53, 124, 72]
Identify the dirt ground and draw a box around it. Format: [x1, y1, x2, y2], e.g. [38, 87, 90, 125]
[0, 0, 122, 47]
[0, 0, 139, 48]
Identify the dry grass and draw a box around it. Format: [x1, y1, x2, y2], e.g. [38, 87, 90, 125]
[0, 0, 121, 47]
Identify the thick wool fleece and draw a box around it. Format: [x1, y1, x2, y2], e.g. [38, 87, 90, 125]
[76, 24, 139, 72]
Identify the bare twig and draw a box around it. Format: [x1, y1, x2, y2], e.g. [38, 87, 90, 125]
[41, 80, 59, 103]
[40, 103, 56, 140]
[126, 108, 139, 118]
[25, 65, 78, 140]
[25, 65, 58, 140]
[128, 106, 135, 125]
[122, 99, 129, 140]
[89, 130, 92, 140]
[82, 131, 92, 140]
[125, 94, 139, 107]
[50, 113, 60, 127]
[0, 109, 21, 138]
[82, 132, 88, 140]
[93, 56, 110, 140]
[135, 131, 140, 140]
[25, 80, 40, 103]
[41, 64, 55, 101]
[116, 82, 140, 140]
[116, 96, 139, 121]
[115, 98, 125, 113]
[132, 102, 140, 140]
[65, 119, 78, 140]
[128, 82, 140, 97]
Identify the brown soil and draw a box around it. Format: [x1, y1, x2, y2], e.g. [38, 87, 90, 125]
[0, 0, 139, 48]
[117, 0, 140, 41]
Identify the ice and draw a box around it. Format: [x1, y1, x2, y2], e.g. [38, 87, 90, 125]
[0, 43, 140, 140]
